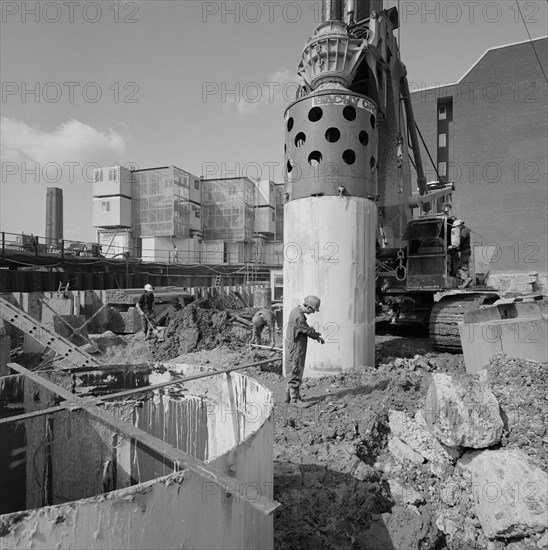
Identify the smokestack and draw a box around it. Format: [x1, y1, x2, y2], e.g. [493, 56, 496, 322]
[45, 187, 63, 244]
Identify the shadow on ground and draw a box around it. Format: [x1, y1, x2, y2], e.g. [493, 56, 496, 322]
[274, 461, 441, 550]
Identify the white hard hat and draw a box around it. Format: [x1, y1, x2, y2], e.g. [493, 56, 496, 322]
[304, 295, 321, 312]
[453, 219, 464, 226]
[144, 284, 154, 292]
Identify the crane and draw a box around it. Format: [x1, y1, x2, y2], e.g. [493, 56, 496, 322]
[282, 0, 498, 376]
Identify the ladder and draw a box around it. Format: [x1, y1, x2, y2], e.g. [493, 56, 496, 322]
[0, 297, 101, 369]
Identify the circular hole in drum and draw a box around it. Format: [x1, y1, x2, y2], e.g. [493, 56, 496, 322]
[325, 127, 341, 143]
[343, 106, 356, 121]
[342, 150, 356, 165]
[308, 107, 323, 122]
[287, 117, 294, 132]
[308, 151, 323, 167]
[287, 159, 294, 173]
[295, 132, 306, 147]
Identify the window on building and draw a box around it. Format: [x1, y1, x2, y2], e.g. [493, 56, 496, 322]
[438, 133, 447, 147]
[438, 162, 447, 178]
[194, 180, 200, 190]
[438, 105, 446, 120]
[95, 170, 103, 183]
[101, 201, 110, 212]
[194, 211, 200, 219]
[109, 168, 117, 182]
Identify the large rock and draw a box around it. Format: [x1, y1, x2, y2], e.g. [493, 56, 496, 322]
[423, 373, 503, 448]
[459, 449, 548, 539]
[388, 409, 462, 467]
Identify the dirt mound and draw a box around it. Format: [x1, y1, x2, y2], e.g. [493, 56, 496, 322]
[265, 364, 443, 550]
[152, 304, 232, 361]
[90, 331, 154, 365]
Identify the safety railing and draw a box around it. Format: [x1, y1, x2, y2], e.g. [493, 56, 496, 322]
[0, 231, 284, 267]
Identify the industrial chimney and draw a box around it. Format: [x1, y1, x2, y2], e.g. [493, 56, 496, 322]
[45, 187, 63, 245]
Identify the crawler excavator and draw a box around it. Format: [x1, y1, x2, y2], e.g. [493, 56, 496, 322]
[282, 0, 499, 371]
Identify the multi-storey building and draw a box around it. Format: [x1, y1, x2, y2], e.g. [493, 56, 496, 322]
[131, 166, 202, 263]
[92, 165, 135, 258]
[92, 167, 282, 264]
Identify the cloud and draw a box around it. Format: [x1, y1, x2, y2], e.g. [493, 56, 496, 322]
[222, 65, 303, 116]
[0, 117, 126, 165]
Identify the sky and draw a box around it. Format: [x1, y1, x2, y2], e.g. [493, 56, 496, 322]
[1, 0, 547, 242]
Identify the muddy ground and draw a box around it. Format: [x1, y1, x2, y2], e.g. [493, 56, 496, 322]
[19, 308, 545, 550]
[88, 320, 467, 549]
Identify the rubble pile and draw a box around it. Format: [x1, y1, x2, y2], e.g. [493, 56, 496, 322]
[266, 349, 547, 550]
[377, 357, 548, 550]
[152, 304, 233, 361]
[481, 354, 548, 465]
[271, 368, 445, 550]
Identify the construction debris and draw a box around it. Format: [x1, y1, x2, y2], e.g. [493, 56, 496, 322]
[2, 289, 546, 550]
[152, 303, 233, 361]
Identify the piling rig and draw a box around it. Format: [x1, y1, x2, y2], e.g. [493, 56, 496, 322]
[283, 0, 497, 375]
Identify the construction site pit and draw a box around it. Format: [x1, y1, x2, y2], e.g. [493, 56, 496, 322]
[1, 300, 547, 550]
[0, 363, 276, 550]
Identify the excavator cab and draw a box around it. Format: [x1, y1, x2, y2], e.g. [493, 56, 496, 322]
[406, 216, 459, 290]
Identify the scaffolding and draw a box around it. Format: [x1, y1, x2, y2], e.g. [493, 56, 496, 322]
[132, 167, 191, 238]
[202, 178, 255, 242]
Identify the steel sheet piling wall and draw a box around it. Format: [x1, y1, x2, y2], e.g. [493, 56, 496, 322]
[283, 197, 376, 376]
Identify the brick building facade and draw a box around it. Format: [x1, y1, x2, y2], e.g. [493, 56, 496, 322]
[410, 38, 547, 276]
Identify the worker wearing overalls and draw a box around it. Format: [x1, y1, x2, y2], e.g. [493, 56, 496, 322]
[252, 308, 276, 346]
[136, 284, 156, 339]
[285, 295, 324, 404]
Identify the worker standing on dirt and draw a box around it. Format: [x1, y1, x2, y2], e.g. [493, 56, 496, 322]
[136, 284, 156, 340]
[285, 295, 324, 405]
[252, 308, 276, 346]
[453, 220, 472, 288]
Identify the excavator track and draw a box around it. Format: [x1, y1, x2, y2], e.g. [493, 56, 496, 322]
[429, 293, 499, 353]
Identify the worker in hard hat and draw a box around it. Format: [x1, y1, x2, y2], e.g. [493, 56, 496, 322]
[456, 220, 472, 288]
[449, 220, 473, 288]
[136, 284, 156, 340]
[285, 295, 324, 404]
[251, 308, 276, 346]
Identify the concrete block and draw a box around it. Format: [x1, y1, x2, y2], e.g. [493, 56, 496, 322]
[460, 300, 548, 374]
[52, 315, 89, 346]
[41, 297, 73, 325]
[459, 449, 548, 539]
[424, 373, 503, 448]
[108, 307, 141, 334]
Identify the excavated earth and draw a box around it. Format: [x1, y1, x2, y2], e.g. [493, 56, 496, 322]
[18, 307, 546, 550]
